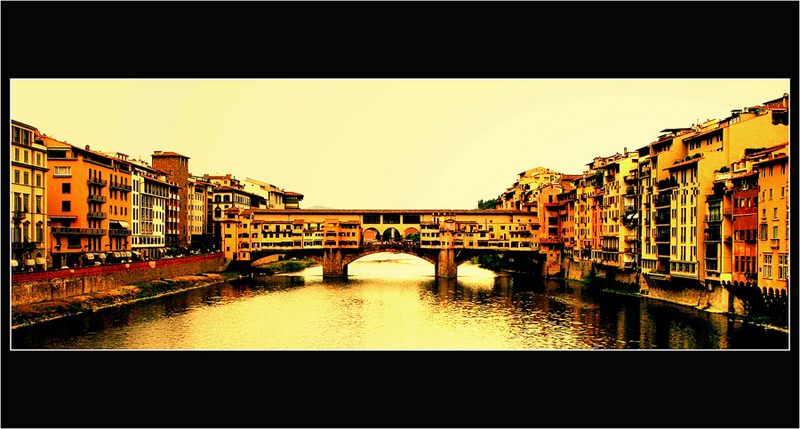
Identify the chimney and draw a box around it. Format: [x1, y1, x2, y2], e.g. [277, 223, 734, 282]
[85, 145, 90, 151]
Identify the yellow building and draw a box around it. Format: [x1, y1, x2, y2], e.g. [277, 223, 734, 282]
[498, 166, 563, 211]
[11, 120, 48, 271]
[644, 94, 789, 289]
[753, 143, 789, 293]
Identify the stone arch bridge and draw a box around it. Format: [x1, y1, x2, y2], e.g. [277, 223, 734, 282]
[222, 209, 543, 278]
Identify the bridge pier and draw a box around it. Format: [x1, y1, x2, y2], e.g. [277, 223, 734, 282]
[322, 248, 348, 278]
[435, 248, 457, 278]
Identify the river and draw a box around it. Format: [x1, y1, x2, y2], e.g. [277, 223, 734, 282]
[12, 254, 788, 349]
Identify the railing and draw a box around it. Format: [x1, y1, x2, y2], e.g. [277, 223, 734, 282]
[87, 212, 107, 220]
[705, 214, 722, 222]
[11, 242, 38, 250]
[733, 206, 756, 216]
[110, 183, 132, 192]
[52, 227, 106, 236]
[624, 235, 637, 243]
[109, 229, 131, 236]
[87, 178, 108, 187]
[11, 252, 223, 283]
[67, 243, 83, 249]
[87, 194, 107, 203]
[770, 238, 780, 249]
[12, 210, 27, 221]
[653, 195, 671, 207]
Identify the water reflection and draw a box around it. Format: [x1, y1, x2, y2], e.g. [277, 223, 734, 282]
[12, 254, 788, 350]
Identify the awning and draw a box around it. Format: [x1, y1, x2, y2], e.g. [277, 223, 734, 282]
[124, 251, 132, 258]
[131, 251, 141, 257]
[625, 214, 633, 220]
[633, 213, 639, 219]
[97, 253, 107, 259]
[85, 253, 95, 260]
[11, 260, 18, 267]
[111, 220, 131, 229]
[25, 259, 36, 266]
[35, 258, 46, 265]
[113, 252, 121, 258]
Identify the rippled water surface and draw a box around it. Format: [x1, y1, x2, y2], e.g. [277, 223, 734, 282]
[12, 254, 789, 349]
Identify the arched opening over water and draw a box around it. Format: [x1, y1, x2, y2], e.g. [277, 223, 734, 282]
[346, 252, 434, 278]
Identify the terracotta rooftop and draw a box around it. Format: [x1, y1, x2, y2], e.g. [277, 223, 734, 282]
[152, 151, 190, 159]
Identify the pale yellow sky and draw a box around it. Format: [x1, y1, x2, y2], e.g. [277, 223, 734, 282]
[11, 79, 788, 209]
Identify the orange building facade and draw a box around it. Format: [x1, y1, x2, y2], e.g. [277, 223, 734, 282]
[45, 139, 132, 268]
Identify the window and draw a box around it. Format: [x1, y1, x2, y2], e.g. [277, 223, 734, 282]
[54, 166, 72, 177]
[36, 153, 41, 166]
[778, 255, 788, 280]
[769, 188, 773, 200]
[24, 151, 28, 163]
[773, 208, 778, 220]
[781, 187, 785, 199]
[62, 183, 71, 194]
[773, 225, 778, 239]
[35, 174, 41, 187]
[763, 254, 773, 279]
[13, 170, 19, 184]
[760, 224, 767, 240]
[61, 201, 71, 211]
[23, 171, 29, 184]
[14, 148, 19, 161]
[36, 196, 42, 213]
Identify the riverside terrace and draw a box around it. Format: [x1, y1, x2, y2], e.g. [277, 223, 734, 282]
[220, 209, 545, 278]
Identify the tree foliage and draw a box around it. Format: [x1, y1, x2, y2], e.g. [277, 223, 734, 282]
[477, 198, 499, 210]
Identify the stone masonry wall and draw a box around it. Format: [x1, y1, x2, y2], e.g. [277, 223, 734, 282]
[11, 253, 224, 306]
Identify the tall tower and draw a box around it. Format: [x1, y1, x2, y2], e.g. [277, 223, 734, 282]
[151, 151, 190, 250]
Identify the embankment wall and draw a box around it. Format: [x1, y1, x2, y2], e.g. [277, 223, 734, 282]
[11, 253, 224, 306]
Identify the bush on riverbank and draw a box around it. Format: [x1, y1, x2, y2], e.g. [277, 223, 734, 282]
[249, 258, 316, 275]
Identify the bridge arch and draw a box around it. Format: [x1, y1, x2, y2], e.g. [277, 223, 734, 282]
[343, 248, 437, 266]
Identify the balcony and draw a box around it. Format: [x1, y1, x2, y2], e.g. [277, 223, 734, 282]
[12, 210, 27, 221]
[724, 236, 732, 244]
[87, 194, 107, 203]
[87, 212, 107, 220]
[624, 174, 637, 183]
[110, 182, 132, 192]
[715, 172, 732, 182]
[625, 186, 636, 195]
[11, 241, 39, 250]
[656, 178, 678, 189]
[653, 195, 671, 207]
[704, 233, 721, 242]
[109, 229, 131, 236]
[624, 235, 637, 243]
[539, 237, 562, 244]
[654, 216, 670, 226]
[52, 227, 106, 236]
[87, 178, 108, 187]
[770, 238, 780, 249]
[67, 243, 83, 249]
[654, 234, 670, 244]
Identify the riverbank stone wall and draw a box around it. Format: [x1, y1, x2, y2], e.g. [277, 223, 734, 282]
[11, 254, 224, 306]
